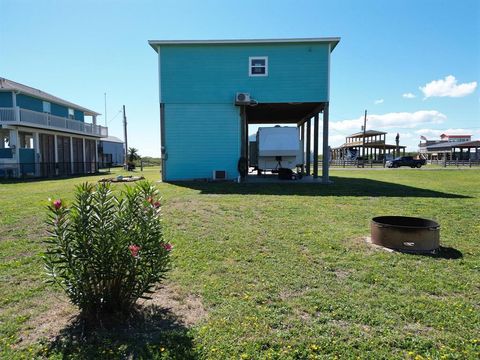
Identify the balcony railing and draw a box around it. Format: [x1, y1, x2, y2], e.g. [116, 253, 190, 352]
[0, 107, 108, 137]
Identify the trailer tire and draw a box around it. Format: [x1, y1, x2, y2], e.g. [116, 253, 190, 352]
[238, 157, 248, 177]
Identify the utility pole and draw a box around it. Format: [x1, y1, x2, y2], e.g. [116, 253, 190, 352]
[104, 93, 107, 127]
[362, 109, 367, 158]
[123, 105, 128, 169]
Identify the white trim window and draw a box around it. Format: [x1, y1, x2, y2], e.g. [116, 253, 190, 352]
[68, 108, 75, 119]
[249, 56, 268, 77]
[42, 101, 51, 113]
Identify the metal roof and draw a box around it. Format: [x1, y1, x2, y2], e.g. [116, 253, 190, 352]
[424, 140, 480, 151]
[149, 37, 340, 51]
[450, 140, 480, 148]
[101, 135, 124, 143]
[348, 130, 387, 138]
[0, 77, 100, 116]
[440, 133, 471, 138]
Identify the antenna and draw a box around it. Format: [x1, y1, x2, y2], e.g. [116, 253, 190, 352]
[104, 92, 107, 127]
[123, 105, 128, 169]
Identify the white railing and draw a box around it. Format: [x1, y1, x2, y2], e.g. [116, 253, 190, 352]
[0, 107, 107, 137]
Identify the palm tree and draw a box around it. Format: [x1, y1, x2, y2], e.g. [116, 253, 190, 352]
[128, 147, 140, 163]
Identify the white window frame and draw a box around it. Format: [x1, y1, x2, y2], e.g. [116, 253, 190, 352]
[42, 101, 51, 113]
[249, 56, 268, 77]
[68, 108, 75, 119]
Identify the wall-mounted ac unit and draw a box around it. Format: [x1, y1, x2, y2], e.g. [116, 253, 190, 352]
[235, 92, 251, 105]
[213, 170, 227, 180]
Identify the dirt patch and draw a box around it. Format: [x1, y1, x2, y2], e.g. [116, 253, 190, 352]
[403, 322, 435, 335]
[143, 283, 207, 327]
[334, 269, 352, 279]
[18, 296, 77, 346]
[19, 282, 207, 346]
[346, 236, 396, 253]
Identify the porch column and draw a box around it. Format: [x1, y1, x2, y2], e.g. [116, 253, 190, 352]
[322, 103, 330, 183]
[239, 106, 247, 181]
[54, 135, 58, 175]
[313, 113, 319, 178]
[33, 132, 40, 176]
[70, 136, 74, 174]
[306, 117, 311, 175]
[300, 123, 305, 173]
[82, 138, 86, 174]
[95, 139, 99, 172]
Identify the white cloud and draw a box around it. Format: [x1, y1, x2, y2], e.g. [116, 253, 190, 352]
[402, 93, 416, 99]
[374, 98, 384, 104]
[420, 75, 477, 98]
[331, 110, 447, 132]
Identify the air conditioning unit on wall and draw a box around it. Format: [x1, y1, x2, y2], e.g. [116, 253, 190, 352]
[212, 170, 227, 181]
[235, 92, 251, 105]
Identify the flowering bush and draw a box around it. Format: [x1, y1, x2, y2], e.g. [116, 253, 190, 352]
[44, 181, 171, 319]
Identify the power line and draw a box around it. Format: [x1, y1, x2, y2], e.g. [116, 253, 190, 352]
[107, 109, 122, 124]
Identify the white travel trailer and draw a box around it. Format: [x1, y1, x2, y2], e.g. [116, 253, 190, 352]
[249, 126, 303, 173]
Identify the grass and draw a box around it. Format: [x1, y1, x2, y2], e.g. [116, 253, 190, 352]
[0, 167, 479, 359]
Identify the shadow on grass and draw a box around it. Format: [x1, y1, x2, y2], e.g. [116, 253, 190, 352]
[45, 305, 197, 359]
[417, 246, 463, 260]
[0, 171, 111, 185]
[171, 177, 470, 198]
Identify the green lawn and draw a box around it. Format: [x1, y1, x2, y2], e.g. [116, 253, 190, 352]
[0, 167, 479, 359]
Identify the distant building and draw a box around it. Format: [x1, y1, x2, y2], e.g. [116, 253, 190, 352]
[98, 136, 125, 167]
[331, 130, 406, 161]
[419, 133, 479, 160]
[0, 77, 108, 178]
[440, 134, 471, 143]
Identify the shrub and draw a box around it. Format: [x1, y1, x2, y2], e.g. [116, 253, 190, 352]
[44, 181, 171, 319]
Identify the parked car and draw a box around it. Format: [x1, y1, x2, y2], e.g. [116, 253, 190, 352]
[386, 156, 426, 168]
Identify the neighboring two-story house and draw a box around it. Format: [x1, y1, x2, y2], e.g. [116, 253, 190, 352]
[149, 38, 340, 182]
[0, 78, 107, 178]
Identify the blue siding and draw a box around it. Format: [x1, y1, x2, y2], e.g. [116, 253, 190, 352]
[161, 43, 330, 104]
[164, 103, 240, 180]
[51, 103, 68, 118]
[0, 92, 13, 107]
[17, 94, 43, 112]
[13, 93, 85, 121]
[74, 109, 85, 122]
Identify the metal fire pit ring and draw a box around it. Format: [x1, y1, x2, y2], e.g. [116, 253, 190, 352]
[371, 216, 440, 253]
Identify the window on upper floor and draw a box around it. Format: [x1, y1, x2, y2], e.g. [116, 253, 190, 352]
[249, 56, 268, 77]
[42, 101, 51, 113]
[68, 108, 75, 119]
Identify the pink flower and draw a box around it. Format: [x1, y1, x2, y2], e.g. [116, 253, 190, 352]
[129, 244, 141, 257]
[147, 196, 153, 204]
[162, 243, 173, 252]
[53, 199, 62, 210]
[153, 201, 161, 208]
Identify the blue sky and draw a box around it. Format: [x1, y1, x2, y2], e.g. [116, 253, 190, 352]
[1, 0, 479, 155]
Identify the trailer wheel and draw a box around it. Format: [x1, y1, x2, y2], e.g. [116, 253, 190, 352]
[237, 157, 248, 177]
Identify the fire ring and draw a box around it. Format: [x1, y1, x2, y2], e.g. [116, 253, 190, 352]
[371, 216, 440, 253]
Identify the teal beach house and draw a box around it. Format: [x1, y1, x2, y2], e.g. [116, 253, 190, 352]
[0, 78, 108, 178]
[148, 38, 340, 182]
